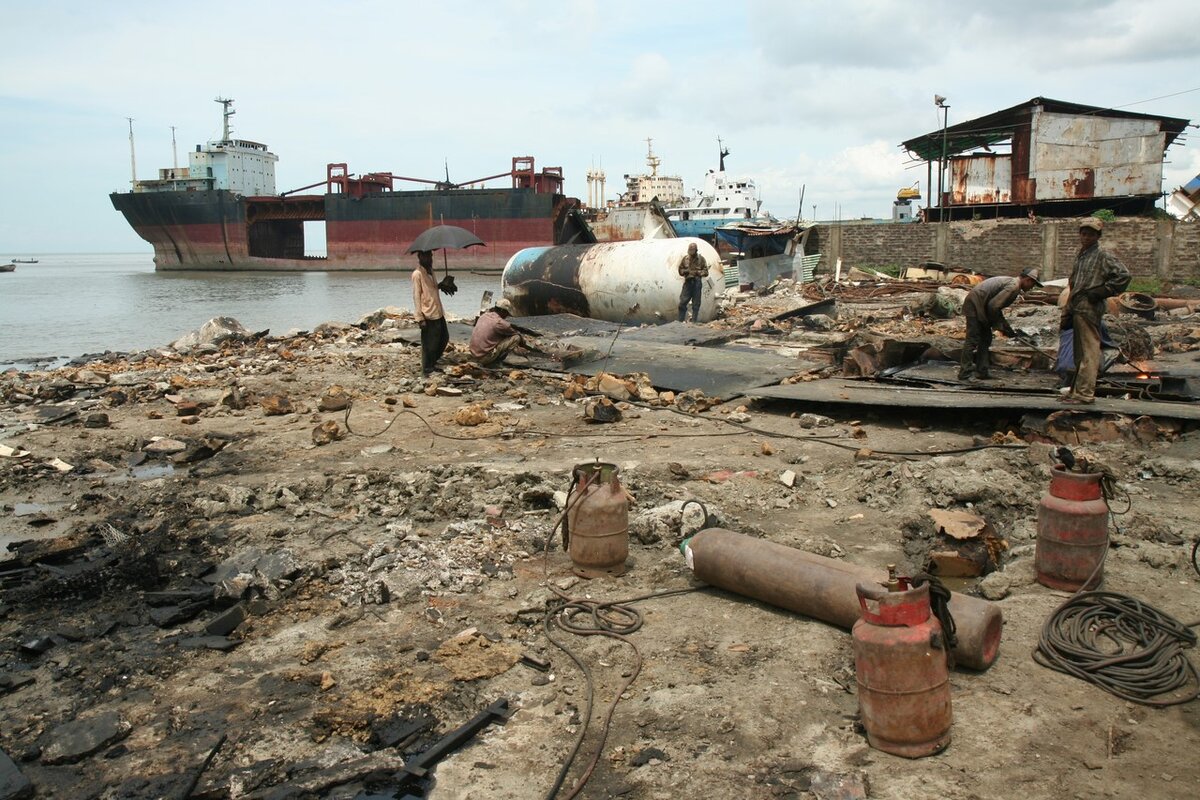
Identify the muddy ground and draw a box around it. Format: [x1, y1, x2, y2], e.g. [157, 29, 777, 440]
[1, 286, 1199, 800]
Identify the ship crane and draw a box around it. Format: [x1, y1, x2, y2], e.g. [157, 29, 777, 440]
[283, 157, 564, 197]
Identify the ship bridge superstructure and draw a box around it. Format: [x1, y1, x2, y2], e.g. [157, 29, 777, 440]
[133, 98, 279, 195]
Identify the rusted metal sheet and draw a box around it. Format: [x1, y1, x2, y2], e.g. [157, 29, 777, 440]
[742, 379, 1200, 421]
[1059, 168, 1095, 199]
[587, 205, 677, 242]
[949, 155, 1012, 205]
[1011, 114, 1036, 204]
[1031, 112, 1165, 200]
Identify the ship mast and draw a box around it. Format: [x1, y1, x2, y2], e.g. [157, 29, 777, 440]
[170, 125, 178, 171]
[645, 137, 660, 177]
[215, 97, 235, 141]
[126, 117, 137, 187]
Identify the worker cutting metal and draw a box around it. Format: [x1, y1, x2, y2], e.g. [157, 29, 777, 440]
[958, 266, 1042, 382]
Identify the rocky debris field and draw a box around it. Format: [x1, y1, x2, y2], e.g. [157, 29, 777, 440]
[1, 287, 1200, 800]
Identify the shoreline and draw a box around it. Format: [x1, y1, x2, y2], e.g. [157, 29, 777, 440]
[0, 253, 503, 368]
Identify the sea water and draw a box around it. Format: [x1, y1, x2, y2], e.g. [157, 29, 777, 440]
[0, 253, 503, 369]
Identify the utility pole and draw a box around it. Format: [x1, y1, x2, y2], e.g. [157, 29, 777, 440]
[935, 95, 950, 221]
[126, 117, 137, 188]
[170, 125, 178, 172]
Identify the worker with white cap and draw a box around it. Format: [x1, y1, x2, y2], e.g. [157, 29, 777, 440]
[1061, 217, 1130, 404]
[958, 266, 1043, 381]
[469, 298, 530, 366]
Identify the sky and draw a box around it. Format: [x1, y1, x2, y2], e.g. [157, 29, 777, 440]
[1, 0, 1198, 253]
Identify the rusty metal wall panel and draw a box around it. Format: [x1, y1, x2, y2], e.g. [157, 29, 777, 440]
[949, 155, 1012, 205]
[588, 206, 676, 242]
[1012, 123, 1035, 204]
[1031, 112, 1165, 200]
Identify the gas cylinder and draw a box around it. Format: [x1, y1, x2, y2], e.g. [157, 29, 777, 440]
[852, 570, 952, 758]
[564, 461, 629, 577]
[1035, 466, 1109, 591]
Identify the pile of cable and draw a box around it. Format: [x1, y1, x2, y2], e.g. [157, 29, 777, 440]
[540, 586, 698, 800]
[1034, 590, 1199, 707]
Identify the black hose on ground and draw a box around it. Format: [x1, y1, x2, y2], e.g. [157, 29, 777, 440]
[1033, 467, 1199, 707]
[1033, 591, 1199, 707]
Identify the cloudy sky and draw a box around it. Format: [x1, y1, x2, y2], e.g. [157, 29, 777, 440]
[1, 0, 1197, 253]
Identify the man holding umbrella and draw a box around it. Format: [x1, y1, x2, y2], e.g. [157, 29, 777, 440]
[407, 224, 481, 376]
[412, 250, 452, 375]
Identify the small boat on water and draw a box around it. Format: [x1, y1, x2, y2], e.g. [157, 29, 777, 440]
[11, 258, 38, 263]
[0, 263, 15, 273]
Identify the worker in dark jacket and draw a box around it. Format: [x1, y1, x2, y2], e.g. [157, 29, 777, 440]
[1061, 217, 1130, 404]
[958, 267, 1042, 381]
[676, 242, 711, 322]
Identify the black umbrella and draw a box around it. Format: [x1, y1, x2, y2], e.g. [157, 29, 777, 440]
[406, 224, 486, 280]
[406, 224, 485, 253]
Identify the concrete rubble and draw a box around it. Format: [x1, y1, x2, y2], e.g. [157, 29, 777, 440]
[1, 283, 1199, 798]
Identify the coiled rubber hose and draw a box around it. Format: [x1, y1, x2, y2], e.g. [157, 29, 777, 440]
[1033, 590, 1199, 707]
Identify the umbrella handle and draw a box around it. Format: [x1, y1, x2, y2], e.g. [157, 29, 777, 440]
[443, 250, 449, 280]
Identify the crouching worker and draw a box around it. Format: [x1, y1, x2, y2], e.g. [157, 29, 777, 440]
[469, 298, 528, 366]
[958, 267, 1042, 381]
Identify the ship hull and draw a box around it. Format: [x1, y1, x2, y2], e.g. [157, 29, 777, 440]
[669, 216, 746, 239]
[111, 188, 581, 272]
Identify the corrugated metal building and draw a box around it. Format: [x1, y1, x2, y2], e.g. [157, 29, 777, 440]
[901, 97, 1190, 221]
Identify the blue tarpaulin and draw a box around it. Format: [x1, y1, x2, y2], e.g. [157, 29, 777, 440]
[713, 224, 798, 256]
[1056, 323, 1118, 374]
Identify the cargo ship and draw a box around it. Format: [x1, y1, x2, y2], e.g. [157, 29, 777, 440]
[110, 99, 587, 272]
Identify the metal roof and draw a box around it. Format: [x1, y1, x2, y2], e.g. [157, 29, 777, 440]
[901, 97, 1191, 162]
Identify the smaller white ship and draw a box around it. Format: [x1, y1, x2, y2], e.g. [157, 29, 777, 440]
[667, 139, 766, 238]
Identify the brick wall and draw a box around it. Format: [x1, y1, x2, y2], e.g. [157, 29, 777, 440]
[812, 218, 1200, 283]
[1169, 222, 1200, 284]
[946, 222, 1044, 277]
[807, 223, 936, 273]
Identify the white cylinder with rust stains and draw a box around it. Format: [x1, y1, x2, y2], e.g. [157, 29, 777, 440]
[501, 238, 723, 325]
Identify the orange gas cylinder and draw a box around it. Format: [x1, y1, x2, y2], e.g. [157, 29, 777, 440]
[563, 461, 629, 577]
[852, 573, 952, 758]
[1035, 466, 1109, 591]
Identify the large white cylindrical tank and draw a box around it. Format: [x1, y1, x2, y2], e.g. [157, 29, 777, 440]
[500, 238, 723, 324]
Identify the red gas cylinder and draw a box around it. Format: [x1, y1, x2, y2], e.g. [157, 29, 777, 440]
[1035, 465, 1109, 591]
[563, 461, 629, 578]
[852, 572, 952, 758]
